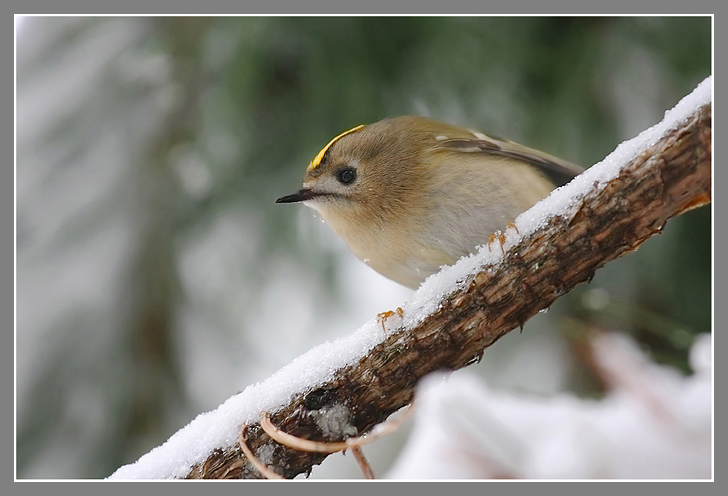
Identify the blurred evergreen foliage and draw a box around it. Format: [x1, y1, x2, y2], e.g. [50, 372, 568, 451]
[16, 16, 711, 478]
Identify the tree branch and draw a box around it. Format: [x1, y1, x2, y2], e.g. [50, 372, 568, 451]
[183, 102, 711, 479]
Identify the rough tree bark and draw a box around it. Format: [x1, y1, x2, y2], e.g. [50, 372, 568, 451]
[186, 103, 711, 479]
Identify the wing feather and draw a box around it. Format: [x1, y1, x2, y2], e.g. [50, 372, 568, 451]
[438, 133, 583, 186]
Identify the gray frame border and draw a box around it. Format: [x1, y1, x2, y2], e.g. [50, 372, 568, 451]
[9, 3, 718, 496]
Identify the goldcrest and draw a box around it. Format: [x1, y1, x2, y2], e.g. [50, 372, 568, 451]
[277, 116, 582, 289]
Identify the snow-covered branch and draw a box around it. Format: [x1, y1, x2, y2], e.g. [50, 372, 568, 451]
[109, 77, 712, 480]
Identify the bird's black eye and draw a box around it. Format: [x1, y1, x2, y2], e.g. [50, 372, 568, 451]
[336, 166, 357, 185]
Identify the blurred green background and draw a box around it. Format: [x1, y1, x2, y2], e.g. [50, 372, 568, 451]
[16, 16, 711, 479]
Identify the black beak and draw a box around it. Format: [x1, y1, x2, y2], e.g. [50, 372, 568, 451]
[275, 188, 317, 204]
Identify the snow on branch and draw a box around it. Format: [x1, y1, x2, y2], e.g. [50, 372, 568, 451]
[108, 76, 712, 480]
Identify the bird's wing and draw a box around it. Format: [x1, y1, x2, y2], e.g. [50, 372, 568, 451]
[436, 130, 583, 186]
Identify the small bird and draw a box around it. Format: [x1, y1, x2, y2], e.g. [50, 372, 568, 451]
[277, 116, 582, 289]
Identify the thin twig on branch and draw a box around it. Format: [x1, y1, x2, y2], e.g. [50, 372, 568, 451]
[185, 102, 710, 479]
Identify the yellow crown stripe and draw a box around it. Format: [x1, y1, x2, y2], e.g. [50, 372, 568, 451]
[308, 124, 365, 171]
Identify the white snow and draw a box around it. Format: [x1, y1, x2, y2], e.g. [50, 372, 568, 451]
[108, 75, 711, 480]
[109, 320, 384, 479]
[386, 332, 712, 479]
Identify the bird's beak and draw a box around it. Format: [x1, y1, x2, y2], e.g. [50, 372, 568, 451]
[275, 188, 318, 203]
